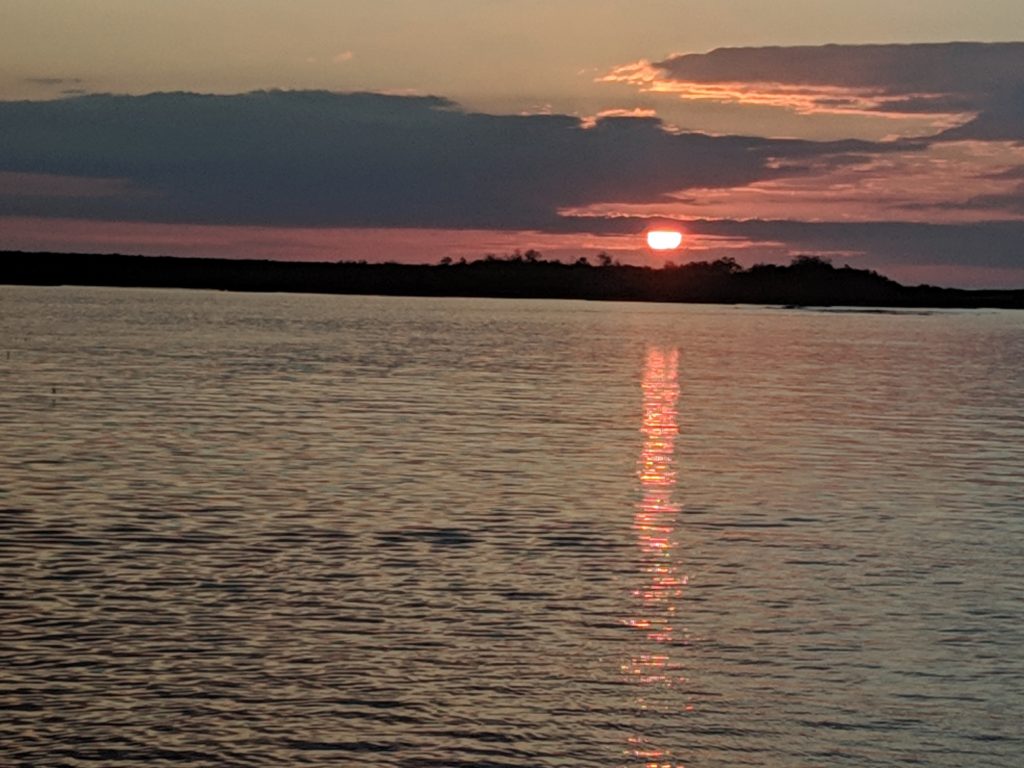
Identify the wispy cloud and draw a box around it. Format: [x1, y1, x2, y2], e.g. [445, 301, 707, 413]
[0, 171, 144, 199]
[23, 77, 84, 87]
[580, 107, 658, 129]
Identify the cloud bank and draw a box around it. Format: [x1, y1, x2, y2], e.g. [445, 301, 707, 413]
[0, 89, 889, 230]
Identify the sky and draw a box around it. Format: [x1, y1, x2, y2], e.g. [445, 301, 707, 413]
[3, 1, 1024, 287]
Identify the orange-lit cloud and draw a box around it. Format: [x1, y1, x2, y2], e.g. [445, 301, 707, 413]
[601, 43, 1024, 136]
[580, 107, 658, 129]
[602, 66, 973, 131]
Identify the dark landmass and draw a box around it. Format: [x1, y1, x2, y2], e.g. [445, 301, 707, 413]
[2, 250, 1023, 308]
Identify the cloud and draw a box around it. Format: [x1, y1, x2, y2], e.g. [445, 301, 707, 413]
[563, 140, 1024, 226]
[0, 171, 144, 199]
[580, 107, 658, 129]
[0, 89, 893, 230]
[23, 77, 84, 87]
[906, 183, 1024, 216]
[936, 85, 1024, 141]
[602, 43, 1024, 134]
[987, 165, 1024, 181]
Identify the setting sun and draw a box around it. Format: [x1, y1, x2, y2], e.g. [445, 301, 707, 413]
[646, 230, 683, 251]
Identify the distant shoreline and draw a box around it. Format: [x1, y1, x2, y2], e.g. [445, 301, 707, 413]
[3, 250, 1023, 309]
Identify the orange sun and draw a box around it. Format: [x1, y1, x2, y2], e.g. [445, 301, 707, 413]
[646, 229, 683, 251]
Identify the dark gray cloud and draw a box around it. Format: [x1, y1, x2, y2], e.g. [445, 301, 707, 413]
[651, 43, 1024, 114]
[23, 77, 83, 87]
[936, 85, 1024, 140]
[0, 90, 904, 230]
[639, 43, 1024, 144]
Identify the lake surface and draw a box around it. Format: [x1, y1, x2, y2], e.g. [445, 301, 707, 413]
[2, 285, 1023, 767]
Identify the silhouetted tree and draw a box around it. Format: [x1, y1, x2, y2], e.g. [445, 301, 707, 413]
[8, 249, 1020, 309]
[790, 255, 833, 269]
[711, 257, 741, 274]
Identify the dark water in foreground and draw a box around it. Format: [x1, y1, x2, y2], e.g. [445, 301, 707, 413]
[2, 286, 1023, 767]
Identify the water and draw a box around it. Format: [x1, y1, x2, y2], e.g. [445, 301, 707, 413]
[2, 285, 1023, 767]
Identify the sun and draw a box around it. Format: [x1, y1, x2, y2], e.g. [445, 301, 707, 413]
[646, 229, 683, 251]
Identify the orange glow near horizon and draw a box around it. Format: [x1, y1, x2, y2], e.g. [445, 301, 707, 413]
[646, 229, 683, 251]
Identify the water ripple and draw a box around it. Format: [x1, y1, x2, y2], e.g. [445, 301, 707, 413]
[1, 287, 1023, 766]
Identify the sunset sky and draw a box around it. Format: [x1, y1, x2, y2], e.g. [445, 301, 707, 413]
[4, 1, 1024, 286]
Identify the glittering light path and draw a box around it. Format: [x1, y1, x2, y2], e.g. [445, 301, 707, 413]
[625, 347, 689, 768]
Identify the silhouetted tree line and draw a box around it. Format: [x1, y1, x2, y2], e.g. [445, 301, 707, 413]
[2, 250, 1022, 309]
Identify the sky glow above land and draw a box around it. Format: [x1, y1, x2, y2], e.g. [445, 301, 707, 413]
[3, 1, 1024, 286]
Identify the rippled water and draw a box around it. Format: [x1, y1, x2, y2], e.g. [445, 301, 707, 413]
[2, 285, 1023, 767]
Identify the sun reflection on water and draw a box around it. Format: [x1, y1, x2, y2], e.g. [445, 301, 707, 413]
[625, 346, 688, 768]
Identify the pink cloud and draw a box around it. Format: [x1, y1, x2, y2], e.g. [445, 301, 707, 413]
[0, 172, 145, 199]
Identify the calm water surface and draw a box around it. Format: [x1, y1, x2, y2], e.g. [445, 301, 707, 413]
[2, 286, 1023, 767]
